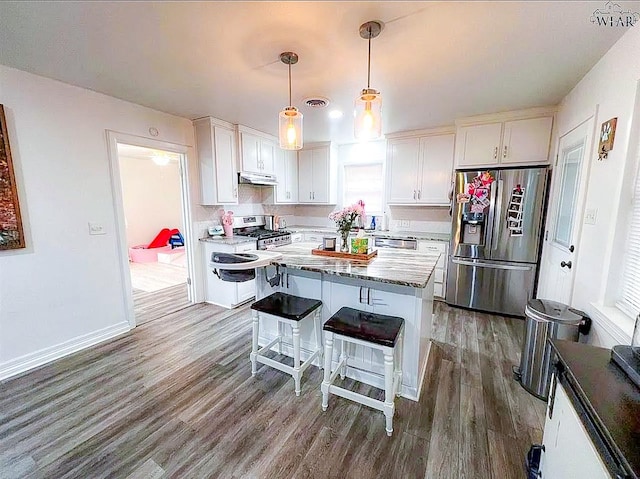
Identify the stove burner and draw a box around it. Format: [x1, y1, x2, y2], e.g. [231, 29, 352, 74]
[236, 228, 289, 240]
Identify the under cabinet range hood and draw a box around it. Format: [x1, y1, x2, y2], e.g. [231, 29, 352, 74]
[238, 172, 278, 186]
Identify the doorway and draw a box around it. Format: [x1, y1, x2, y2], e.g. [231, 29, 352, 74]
[107, 132, 195, 328]
[537, 115, 596, 304]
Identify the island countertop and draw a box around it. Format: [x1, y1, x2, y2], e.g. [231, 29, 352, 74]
[269, 242, 439, 288]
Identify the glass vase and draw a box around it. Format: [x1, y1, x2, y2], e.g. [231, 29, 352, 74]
[340, 231, 350, 253]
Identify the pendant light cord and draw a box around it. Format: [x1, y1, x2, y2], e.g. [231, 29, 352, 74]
[367, 25, 372, 89]
[288, 62, 292, 106]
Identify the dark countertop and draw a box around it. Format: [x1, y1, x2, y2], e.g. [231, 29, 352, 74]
[269, 242, 439, 288]
[551, 340, 640, 479]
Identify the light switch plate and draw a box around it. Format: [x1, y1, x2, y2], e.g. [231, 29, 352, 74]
[584, 208, 597, 225]
[88, 222, 106, 235]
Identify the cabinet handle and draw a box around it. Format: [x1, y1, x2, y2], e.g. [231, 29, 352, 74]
[309, 192, 312, 200]
[413, 190, 417, 200]
[367, 288, 371, 305]
[312, 192, 315, 200]
[503, 145, 508, 159]
[418, 190, 421, 200]
[493, 147, 498, 159]
[233, 187, 237, 197]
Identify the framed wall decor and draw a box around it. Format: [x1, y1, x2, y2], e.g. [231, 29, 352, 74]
[598, 117, 617, 160]
[0, 104, 25, 250]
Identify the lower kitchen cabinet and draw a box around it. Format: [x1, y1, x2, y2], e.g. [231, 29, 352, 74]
[203, 241, 256, 308]
[417, 240, 448, 299]
[540, 380, 611, 478]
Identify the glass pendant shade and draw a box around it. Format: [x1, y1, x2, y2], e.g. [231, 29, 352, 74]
[279, 106, 303, 150]
[354, 88, 382, 140]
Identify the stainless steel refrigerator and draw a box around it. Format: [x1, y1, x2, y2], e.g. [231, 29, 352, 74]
[446, 167, 548, 317]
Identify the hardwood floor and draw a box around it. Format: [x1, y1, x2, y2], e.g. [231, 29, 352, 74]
[0, 302, 545, 478]
[129, 261, 188, 293]
[133, 284, 191, 325]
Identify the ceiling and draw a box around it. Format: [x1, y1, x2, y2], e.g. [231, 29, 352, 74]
[0, 1, 634, 144]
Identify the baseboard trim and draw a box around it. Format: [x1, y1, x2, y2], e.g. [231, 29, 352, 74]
[0, 322, 131, 381]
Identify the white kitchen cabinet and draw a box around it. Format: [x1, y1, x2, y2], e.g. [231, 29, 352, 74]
[455, 111, 553, 168]
[298, 142, 337, 204]
[540, 381, 611, 479]
[237, 125, 276, 175]
[274, 148, 298, 203]
[386, 129, 454, 206]
[417, 240, 448, 299]
[194, 117, 238, 205]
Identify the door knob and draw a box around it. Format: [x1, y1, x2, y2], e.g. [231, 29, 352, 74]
[560, 261, 572, 269]
[569, 245, 575, 252]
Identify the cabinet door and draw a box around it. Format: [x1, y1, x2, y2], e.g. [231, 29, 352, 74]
[311, 147, 330, 203]
[214, 125, 238, 204]
[541, 382, 611, 479]
[502, 117, 553, 165]
[240, 133, 261, 173]
[387, 138, 420, 204]
[298, 149, 314, 203]
[274, 148, 289, 203]
[287, 150, 299, 203]
[455, 123, 503, 167]
[260, 138, 276, 174]
[418, 134, 454, 205]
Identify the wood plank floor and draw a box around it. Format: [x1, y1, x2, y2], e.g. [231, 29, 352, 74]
[132, 284, 191, 325]
[0, 302, 545, 478]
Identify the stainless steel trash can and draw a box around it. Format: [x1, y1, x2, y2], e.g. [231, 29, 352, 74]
[517, 299, 590, 400]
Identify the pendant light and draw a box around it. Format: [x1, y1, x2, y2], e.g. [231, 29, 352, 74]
[354, 21, 383, 141]
[279, 52, 303, 150]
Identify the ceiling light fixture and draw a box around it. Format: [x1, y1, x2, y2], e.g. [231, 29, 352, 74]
[328, 110, 344, 120]
[354, 20, 383, 141]
[279, 52, 303, 150]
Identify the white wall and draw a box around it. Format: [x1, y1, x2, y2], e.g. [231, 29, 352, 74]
[545, 26, 640, 348]
[119, 156, 182, 248]
[0, 65, 195, 378]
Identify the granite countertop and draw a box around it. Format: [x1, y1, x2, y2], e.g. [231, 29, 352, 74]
[284, 226, 450, 243]
[269, 242, 439, 288]
[550, 340, 640, 479]
[199, 236, 256, 246]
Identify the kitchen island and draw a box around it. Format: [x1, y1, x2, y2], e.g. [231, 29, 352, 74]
[255, 242, 440, 401]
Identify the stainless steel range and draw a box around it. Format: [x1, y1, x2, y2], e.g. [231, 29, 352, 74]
[232, 215, 291, 250]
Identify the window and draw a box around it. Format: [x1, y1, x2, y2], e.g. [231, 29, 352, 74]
[342, 163, 384, 214]
[619, 134, 640, 318]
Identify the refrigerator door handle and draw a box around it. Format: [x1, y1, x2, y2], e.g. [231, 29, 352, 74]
[486, 175, 498, 251]
[492, 178, 505, 250]
[452, 258, 533, 271]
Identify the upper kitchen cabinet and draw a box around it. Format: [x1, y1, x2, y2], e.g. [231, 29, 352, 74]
[455, 108, 555, 168]
[237, 125, 276, 175]
[387, 127, 455, 206]
[298, 142, 337, 204]
[274, 148, 298, 204]
[194, 116, 238, 205]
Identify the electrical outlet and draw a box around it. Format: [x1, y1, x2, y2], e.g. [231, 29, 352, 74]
[88, 222, 106, 235]
[584, 208, 597, 225]
[400, 219, 410, 228]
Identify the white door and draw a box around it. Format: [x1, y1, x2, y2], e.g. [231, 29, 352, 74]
[387, 138, 420, 204]
[538, 118, 594, 303]
[455, 122, 503, 167]
[241, 133, 260, 173]
[259, 138, 275, 175]
[502, 117, 553, 165]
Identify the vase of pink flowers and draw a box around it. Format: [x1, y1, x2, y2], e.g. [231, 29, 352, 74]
[329, 201, 365, 252]
[221, 210, 234, 237]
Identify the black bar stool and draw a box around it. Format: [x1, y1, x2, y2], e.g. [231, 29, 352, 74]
[250, 292, 323, 396]
[320, 307, 404, 436]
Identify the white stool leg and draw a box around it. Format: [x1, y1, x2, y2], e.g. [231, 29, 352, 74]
[383, 350, 395, 437]
[321, 332, 334, 411]
[277, 320, 283, 355]
[250, 310, 259, 376]
[395, 331, 404, 396]
[339, 340, 347, 380]
[314, 310, 323, 368]
[292, 323, 301, 396]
